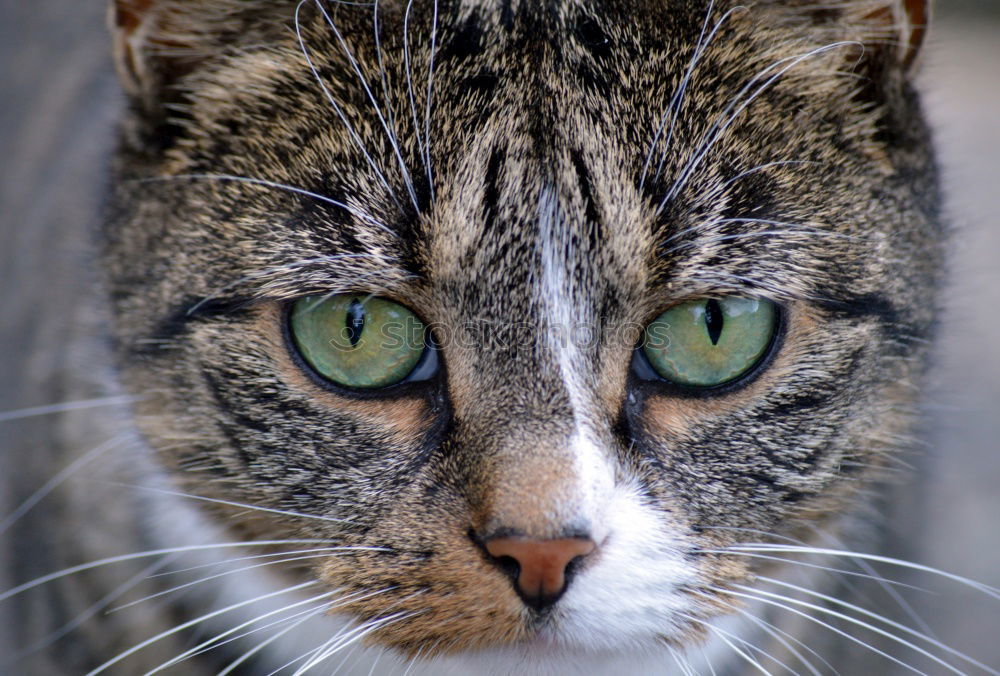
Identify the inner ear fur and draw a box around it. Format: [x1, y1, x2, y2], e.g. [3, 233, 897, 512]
[853, 0, 930, 71]
[109, 0, 290, 110]
[768, 0, 930, 72]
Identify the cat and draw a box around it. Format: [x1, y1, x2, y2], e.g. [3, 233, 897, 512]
[3, 0, 996, 674]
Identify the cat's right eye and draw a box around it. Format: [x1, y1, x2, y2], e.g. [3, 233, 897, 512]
[639, 297, 779, 389]
[288, 294, 433, 390]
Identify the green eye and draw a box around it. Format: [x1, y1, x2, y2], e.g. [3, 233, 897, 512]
[289, 295, 428, 389]
[641, 297, 778, 388]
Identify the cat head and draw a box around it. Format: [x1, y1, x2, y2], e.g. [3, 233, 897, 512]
[105, 0, 941, 659]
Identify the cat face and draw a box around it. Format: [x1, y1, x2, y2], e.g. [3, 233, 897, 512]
[106, 0, 940, 660]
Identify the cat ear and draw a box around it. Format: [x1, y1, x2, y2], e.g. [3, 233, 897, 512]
[111, 1, 193, 106]
[109, 1, 265, 108]
[856, 0, 929, 70]
[774, 0, 930, 72]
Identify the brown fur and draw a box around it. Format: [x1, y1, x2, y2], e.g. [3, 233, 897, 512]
[93, 0, 944, 670]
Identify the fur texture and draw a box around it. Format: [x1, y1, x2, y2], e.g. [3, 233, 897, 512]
[7, 0, 956, 673]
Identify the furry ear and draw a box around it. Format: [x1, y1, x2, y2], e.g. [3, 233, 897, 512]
[856, 0, 929, 70]
[109, 1, 278, 109]
[773, 0, 930, 72]
[111, 0, 196, 107]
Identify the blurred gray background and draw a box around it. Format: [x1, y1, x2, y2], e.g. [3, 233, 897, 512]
[0, 0, 997, 673]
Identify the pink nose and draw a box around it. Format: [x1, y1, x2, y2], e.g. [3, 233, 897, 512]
[484, 536, 597, 609]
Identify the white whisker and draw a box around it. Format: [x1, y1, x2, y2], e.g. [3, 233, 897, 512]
[0, 433, 129, 536]
[724, 545, 1000, 600]
[696, 548, 924, 589]
[0, 395, 137, 423]
[668, 645, 698, 676]
[8, 556, 174, 663]
[109, 551, 339, 614]
[294, 0, 402, 210]
[756, 575, 999, 674]
[0, 541, 332, 604]
[720, 160, 821, 189]
[218, 603, 334, 676]
[403, 0, 426, 201]
[147, 589, 337, 674]
[313, 0, 420, 211]
[649, 4, 750, 188]
[114, 483, 353, 525]
[86, 580, 319, 675]
[721, 585, 962, 676]
[661, 41, 858, 210]
[132, 174, 396, 238]
[423, 0, 439, 205]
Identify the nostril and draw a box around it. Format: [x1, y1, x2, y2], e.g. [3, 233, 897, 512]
[492, 554, 521, 582]
[482, 536, 597, 611]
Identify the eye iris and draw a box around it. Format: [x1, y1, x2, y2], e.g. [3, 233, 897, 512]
[290, 295, 426, 389]
[642, 297, 777, 388]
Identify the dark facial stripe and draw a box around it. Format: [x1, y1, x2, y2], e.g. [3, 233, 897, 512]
[570, 149, 603, 248]
[483, 147, 504, 223]
[129, 297, 259, 355]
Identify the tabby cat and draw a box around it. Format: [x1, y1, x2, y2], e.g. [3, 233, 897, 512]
[6, 0, 993, 674]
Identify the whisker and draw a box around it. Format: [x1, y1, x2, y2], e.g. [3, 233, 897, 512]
[698, 642, 719, 676]
[147, 589, 338, 674]
[723, 545, 1000, 600]
[197, 587, 394, 673]
[756, 575, 999, 674]
[661, 41, 858, 210]
[720, 160, 821, 189]
[401, 642, 428, 676]
[144, 547, 354, 579]
[294, 0, 402, 211]
[402, 0, 425, 200]
[169, 585, 396, 673]
[0, 433, 129, 536]
[85, 580, 320, 675]
[313, 0, 420, 211]
[108, 551, 339, 613]
[423, 0, 439, 205]
[112, 483, 353, 525]
[217, 603, 334, 676]
[695, 548, 924, 589]
[702, 592, 830, 676]
[661, 228, 859, 257]
[0, 540, 332, 604]
[298, 588, 426, 674]
[0, 395, 137, 423]
[696, 619, 774, 675]
[364, 651, 383, 676]
[5, 556, 175, 665]
[292, 610, 416, 675]
[721, 585, 960, 676]
[810, 526, 938, 642]
[131, 174, 395, 238]
[649, 4, 750, 188]
[716, 218, 860, 240]
[642, 0, 717, 190]
[668, 645, 697, 676]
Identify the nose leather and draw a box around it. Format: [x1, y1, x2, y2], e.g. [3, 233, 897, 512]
[484, 536, 596, 608]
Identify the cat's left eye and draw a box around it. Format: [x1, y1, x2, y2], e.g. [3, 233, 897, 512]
[638, 297, 779, 389]
[289, 295, 434, 390]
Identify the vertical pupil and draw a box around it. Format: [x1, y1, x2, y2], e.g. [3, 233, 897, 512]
[704, 299, 724, 346]
[346, 299, 365, 347]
